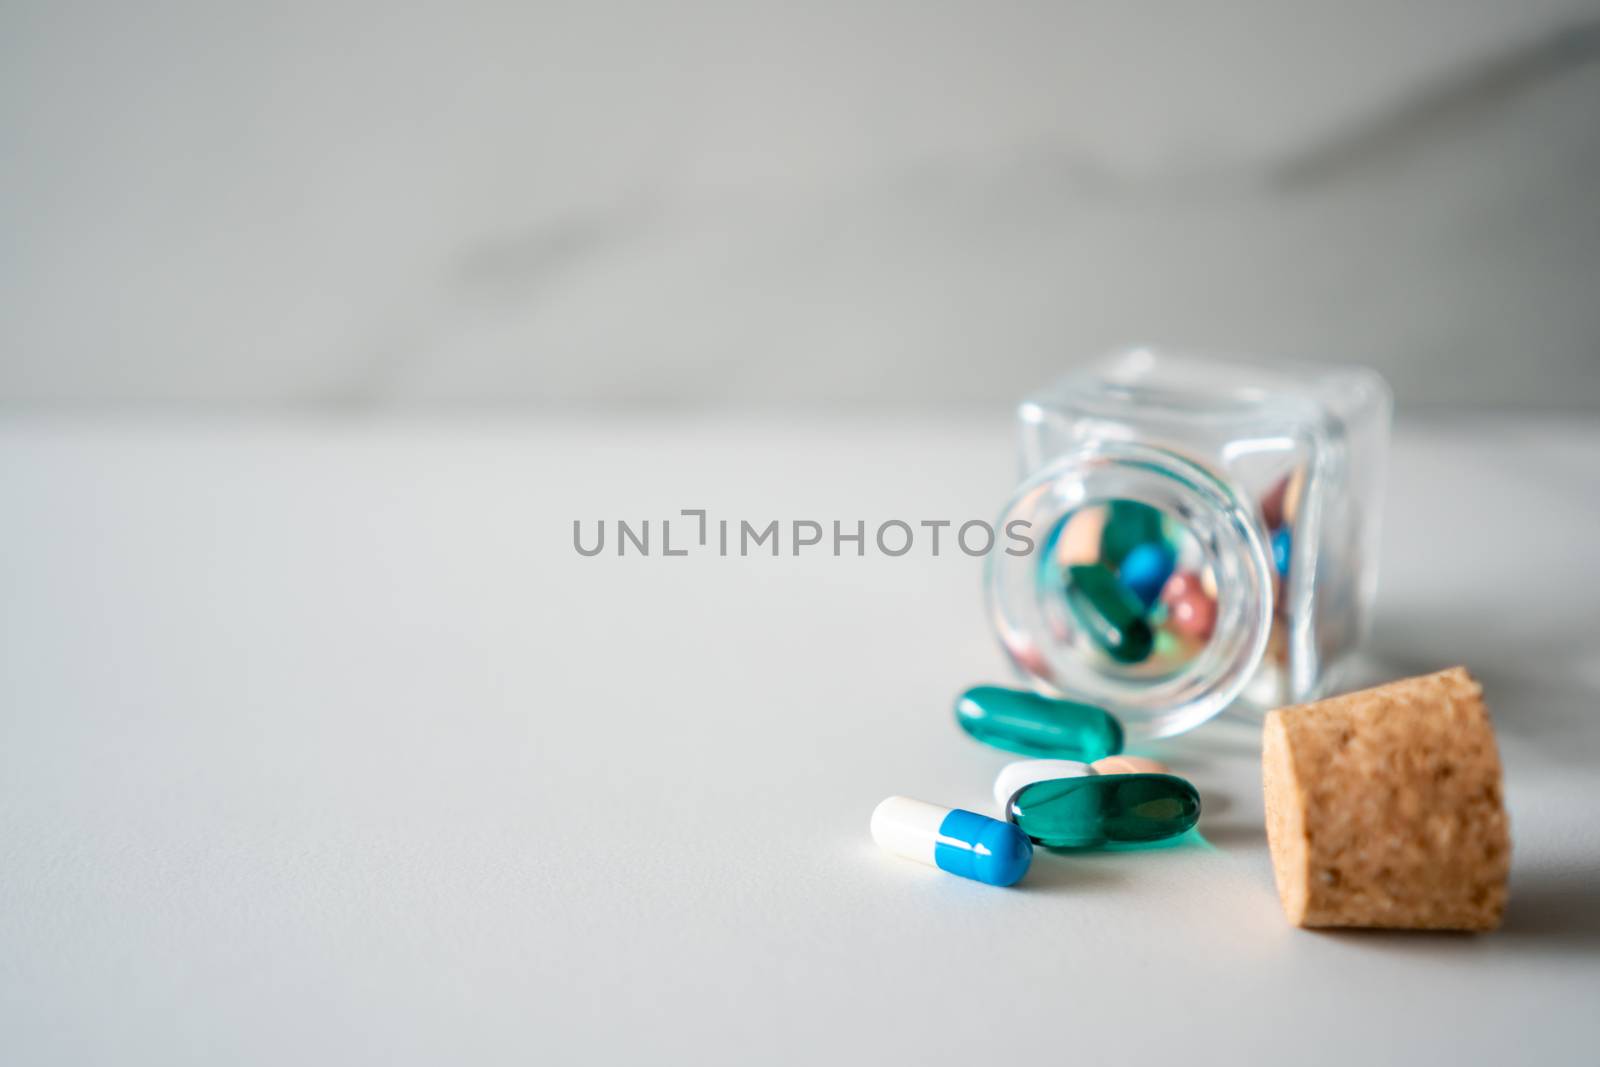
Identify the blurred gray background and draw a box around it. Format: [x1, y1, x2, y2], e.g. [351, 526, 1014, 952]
[3, 0, 1598, 411]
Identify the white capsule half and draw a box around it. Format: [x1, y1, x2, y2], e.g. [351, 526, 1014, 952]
[992, 759, 1094, 812]
[870, 796, 948, 866]
[870, 796, 1032, 886]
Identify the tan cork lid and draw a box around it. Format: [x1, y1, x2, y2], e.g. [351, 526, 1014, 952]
[1262, 667, 1510, 931]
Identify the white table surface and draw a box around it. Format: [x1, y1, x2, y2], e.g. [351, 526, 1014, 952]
[2, 414, 1598, 1065]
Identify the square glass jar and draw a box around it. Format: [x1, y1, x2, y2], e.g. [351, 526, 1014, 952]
[988, 347, 1391, 737]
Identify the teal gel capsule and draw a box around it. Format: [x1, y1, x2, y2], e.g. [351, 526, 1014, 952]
[1066, 564, 1155, 664]
[1099, 499, 1166, 568]
[1006, 773, 1201, 848]
[955, 685, 1124, 760]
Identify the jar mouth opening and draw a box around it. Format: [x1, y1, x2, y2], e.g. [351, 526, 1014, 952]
[987, 441, 1274, 738]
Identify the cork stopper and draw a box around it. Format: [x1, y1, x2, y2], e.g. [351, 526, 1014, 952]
[1262, 667, 1510, 931]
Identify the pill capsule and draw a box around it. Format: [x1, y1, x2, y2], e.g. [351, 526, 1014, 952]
[1282, 466, 1306, 527]
[1117, 542, 1176, 608]
[1261, 474, 1290, 529]
[1160, 570, 1202, 603]
[956, 685, 1124, 760]
[1054, 506, 1107, 566]
[1091, 755, 1170, 775]
[1099, 499, 1166, 568]
[1149, 627, 1191, 667]
[1066, 564, 1155, 664]
[1167, 588, 1217, 641]
[1271, 527, 1292, 576]
[871, 796, 1032, 886]
[992, 759, 1094, 811]
[1007, 774, 1201, 849]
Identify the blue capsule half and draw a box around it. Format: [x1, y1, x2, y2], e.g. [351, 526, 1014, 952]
[1272, 527, 1292, 576]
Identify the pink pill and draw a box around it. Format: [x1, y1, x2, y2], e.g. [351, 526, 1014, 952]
[1056, 507, 1107, 566]
[1161, 570, 1202, 603]
[1261, 467, 1306, 530]
[1168, 589, 1217, 641]
[1092, 755, 1170, 775]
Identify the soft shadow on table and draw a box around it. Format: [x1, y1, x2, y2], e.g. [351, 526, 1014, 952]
[1197, 822, 1266, 850]
[1361, 609, 1600, 764]
[1308, 872, 1600, 955]
[1023, 829, 1225, 894]
[1496, 870, 1600, 949]
[1276, 842, 1600, 955]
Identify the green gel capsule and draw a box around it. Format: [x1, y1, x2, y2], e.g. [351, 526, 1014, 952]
[954, 685, 1124, 760]
[1066, 564, 1155, 664]
[1099, 499, 1165, 568]
[1007, 773, 1201, 849]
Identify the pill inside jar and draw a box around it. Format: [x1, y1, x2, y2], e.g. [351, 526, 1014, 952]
[1037, 499, 1218, 676]
[987, 350, 1391, 739]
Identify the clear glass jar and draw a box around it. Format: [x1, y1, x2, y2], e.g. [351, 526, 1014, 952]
[988, 348, 1391, 738]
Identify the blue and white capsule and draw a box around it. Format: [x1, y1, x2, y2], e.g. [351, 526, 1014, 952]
[870, 796, 1032, 887]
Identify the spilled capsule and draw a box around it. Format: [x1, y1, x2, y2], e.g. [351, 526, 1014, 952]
[871, 796, 1032, 887]
[992, 759, 1094, 811]
[994, 756, 1173, 812]
[955, 685, 1124, 760]
[1007, 774, 1201, 849]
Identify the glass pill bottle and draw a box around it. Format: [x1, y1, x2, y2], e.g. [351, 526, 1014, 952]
[988, 348, 1391, 738]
